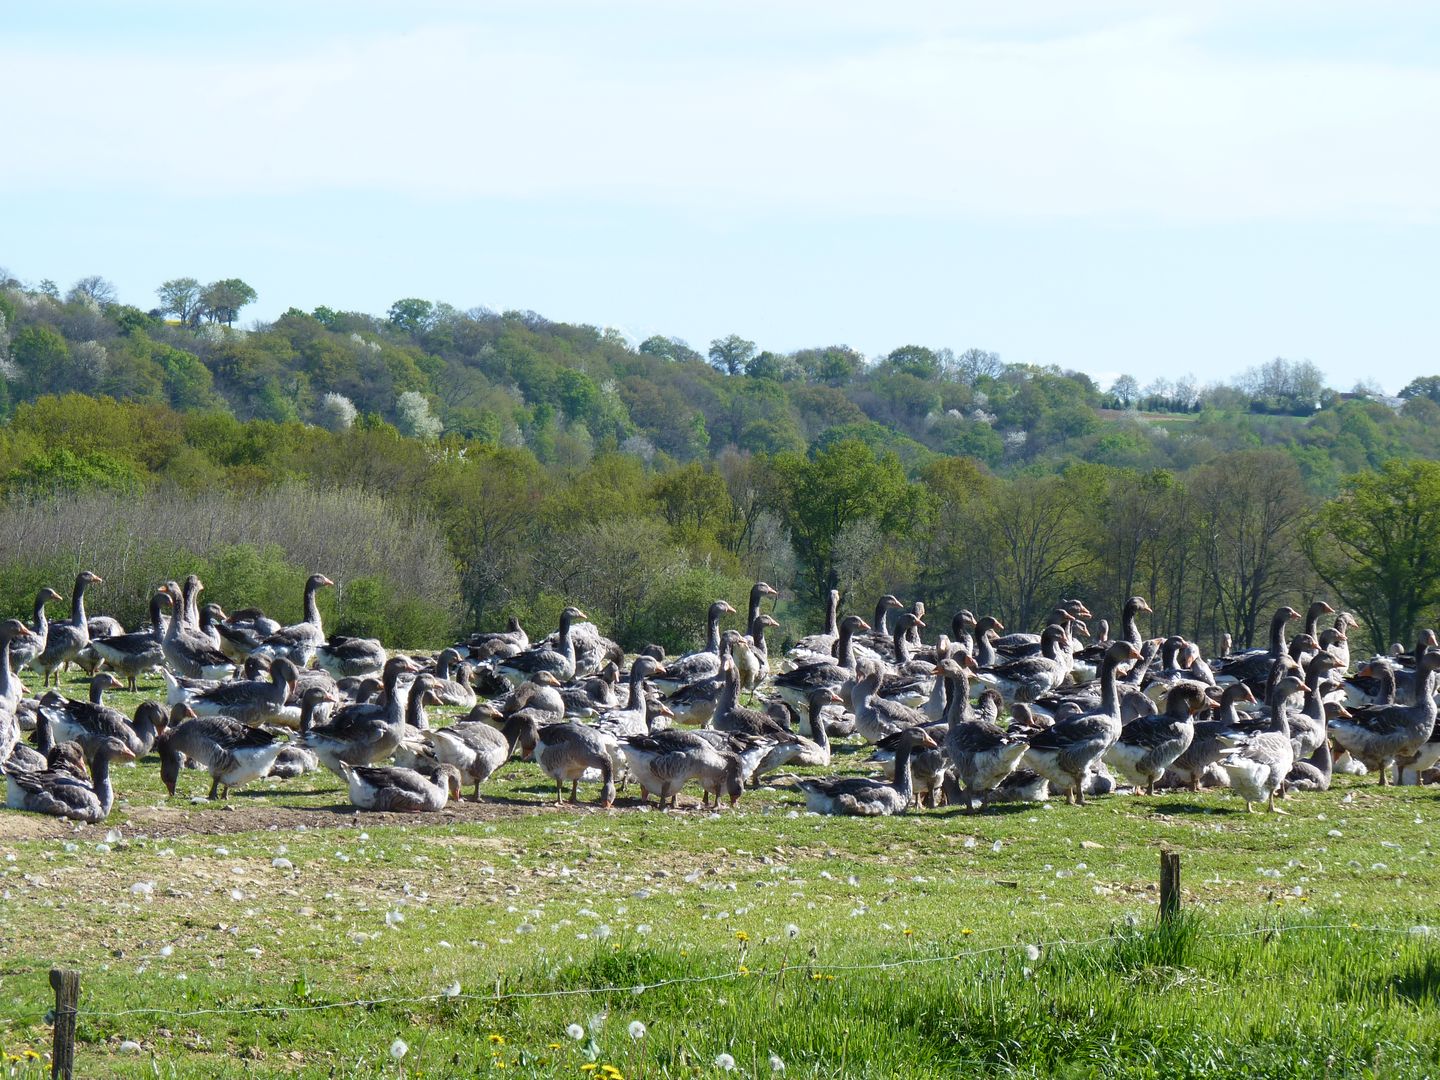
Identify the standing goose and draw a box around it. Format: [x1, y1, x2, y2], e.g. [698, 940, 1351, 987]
[497, 607, 588, 687]
[773, 615, 870, 709]
[796, 727, 939, 817]
[790, 589, 841, 663]
[162, 582, 235, 680]
[619, 729, 745, 808]
[1326, 613, 1360, 673]
[533, 722, 618, 807]
[301, 656, 421, 773]
[256, 574, 335, 666]
[732, 613, 780, 695]
[1164, 682, 1257, 791]
[157, 703, 292, 800]
[1219, 674, 1305, 812]
[851, 666, 929, 744]
[854, 594, 906, 664]
[650, 601, 737, 690]
[1214, 606, 1301, 687]
[424, 714, 532, 800]
[1104, 683, 1207, 795]
[4, 735, 134, 822]
[1288, 702, 1344, 792]
[9, 588, 62, 672]
[91, 588, 171, 690]
[939, 657, 1030, 812]
[0, 620, 41, 720]
[1329, 644, 1440, 783]
[1021, 641, 1140, 805]
[340, 760, 463, 813]
[985, 625, 1072, 703]
[34, 571, 103, 686]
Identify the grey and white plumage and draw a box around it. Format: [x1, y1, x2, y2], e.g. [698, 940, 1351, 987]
[340, 760, 462, 812]
[533, 721, 618, 806]
[33, 571, 103, 686]
[4, 736, 133, 822]
[157, 705, 291, 800]
[254, 574, 335, 667]
[1219, 675, 1305, 812]
[797, 727, 939, 817]
[1104, 683, 1206, 794]
[315, 635, 387, 679]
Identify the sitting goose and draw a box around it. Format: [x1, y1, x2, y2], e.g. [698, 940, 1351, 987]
[1104, 683, 1207, 795]
[158, 703, 293, 800]
[992, 602, 1090, 657]
[466, 615, 530, 661]
[773, 615, 870, 710]
[254, 573, 335, 666]
[938, 657, 1030, 812]
[4, 735, 134, 822]
[984, 624, 1072, 703]
[424, 714, 533, 800]
[533, 721, 618, 807]
[557, 662, 621, 717]
[1021, 641, 1140, 805]
[501, 670, 566, 720]
[187, 657, 301, 727]
[853, 594, 907, 665]
[650, 601, 737, 690]
[315, 636, 387, 679]
[340, 760, 463, 813]
[870, 723, 949, 808]
[9, 588, 62, 672]
[764, 688, 840, 768]
[39, 675, 163, 767]
[301, 656, 421, 773]
[713, 657, 802, 741]
[592, 656, 668, 737]
[1219, 674, 1305, 812]
[497, 607, 588, 687]
[162, 582, 235, 680]
[1329, 642, 1440, 783]
[789, 588, 841, 664]
[665, 631, 742, 727]
[91, 588, 171, 690]
[797, 726, 939, 817]
[427, 648, 478, 709]
[34, 571, 104, 687]
[1287, 702, 1345, 792]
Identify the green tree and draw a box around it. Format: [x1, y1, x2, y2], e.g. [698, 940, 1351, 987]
[1399, 376, 1440, 405]
[201, 278, 258, 326]
[388, 298, 435, 336]
[156, 277, 202, 326]
[882, 344, 940, 380]
[769, 439, 926, 605]
[1305, 459, 1440, 653]
[708, 334, 757, 377]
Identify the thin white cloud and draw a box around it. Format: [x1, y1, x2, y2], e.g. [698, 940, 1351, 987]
[3, 5, 1437, 223]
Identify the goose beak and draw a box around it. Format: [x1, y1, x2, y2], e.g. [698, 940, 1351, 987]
[319, 576, 336, 587]
[575, 610, 589, 621]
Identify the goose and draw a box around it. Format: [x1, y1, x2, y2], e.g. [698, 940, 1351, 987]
[158, 703, 293, 800]
[340, 760, 463, 812]
[225, 606, 282, 640]
[209, 609, 263, 664]
[33, 571, 103, 686]
[557, 662, 620, 717]
[938, 657, 1029, 812]
[1213, 606, 1301, 686]
[4, 735, 134, 822]
[712, 657, 797, 741]
[593, 656, 668, 737]
[619, 730, 746, 808]
[424, 714, 532, 800]
[992, 602, 1090, 657]
[851, 666, 929, 744]
[9, 587, 63, 672]
[732, 613, 780, 695]
[1104, 683, 1207, 795]
[428, 648, 478, 709]
[743, 581, 780, 633]
[1163, 682, 1257, 791]
[465, 615, 530, 661]
[985, 625, 1071, 703]
[1343, 658, 1399, 709]
[651, 601, 738, 690]
[186, 657, 302, 728]
[796, 726, 939, 816]
[39, 674, 161, 768]
[789, 589, 841, 663]
[1326, 613, 1360, 673]
[870, 724, 949, 808]
[1289, 651, 1345, 759]
[764, 689, 840, 767]
[853, 594, 906, 664]
[161, 582, 235, 680]
[1329, 643, 1440, 783]
[254, 573, 335, 666]
[90, 588, 171, 690]
[1218, 674, 1305, 812]
[533, 721, 618, 807]
[1021, 641, 1140, 805]
[315, 636, 387, 679]
[0, 619, 41, 719]
[500, 669, 566, 721]
[497, 607, 588, 687]
[1287, 702, 1344, 792]
[773, 615, 870, 709]
[301, 656, 421, 773]
[665, 632, 742, 727]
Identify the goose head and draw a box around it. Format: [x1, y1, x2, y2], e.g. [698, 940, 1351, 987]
[308, 574, 336, 590]
[38, 586, 65, 606]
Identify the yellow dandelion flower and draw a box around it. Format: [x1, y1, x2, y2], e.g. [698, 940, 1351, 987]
[581, 1065, 599, 1073]
[735, 931, 749, 942]
[903, 928, 914, 936]
[961, 928, 974, 935]
[489, 1034, 506, 1046]
[548, 1043, 563, 1050]
[738, 964, 749, 974]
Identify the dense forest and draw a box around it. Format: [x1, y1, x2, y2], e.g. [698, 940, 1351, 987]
[2, 269, 1439, 658]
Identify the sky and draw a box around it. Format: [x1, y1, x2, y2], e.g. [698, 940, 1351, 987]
[2, 1, 1437, 392]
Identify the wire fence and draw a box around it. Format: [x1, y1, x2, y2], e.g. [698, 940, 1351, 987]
[73, 921, 1430, 1022]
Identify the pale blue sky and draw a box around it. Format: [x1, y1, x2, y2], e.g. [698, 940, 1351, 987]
[3, 1, 1437, 392]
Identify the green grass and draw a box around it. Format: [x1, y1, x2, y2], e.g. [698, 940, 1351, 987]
[2, 670, 1440, 1077]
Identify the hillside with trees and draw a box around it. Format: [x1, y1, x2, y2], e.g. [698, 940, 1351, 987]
[2, 267, 1438, 656]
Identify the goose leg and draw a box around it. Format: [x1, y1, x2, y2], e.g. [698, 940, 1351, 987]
[1147, 779, 1157, 797]
[207, 776, 220, 801]
[569, 779, 580, 803]
[554, 778, 565, 805]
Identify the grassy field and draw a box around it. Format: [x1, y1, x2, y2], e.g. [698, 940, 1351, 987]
[2, 671, 1440, 1077]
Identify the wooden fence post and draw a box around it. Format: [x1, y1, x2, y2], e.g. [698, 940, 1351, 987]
[1159, 851, 1181, 922]
[49, 968, 79, 1080]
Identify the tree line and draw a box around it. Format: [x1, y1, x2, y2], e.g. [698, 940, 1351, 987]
[1, 269, 1439, 655]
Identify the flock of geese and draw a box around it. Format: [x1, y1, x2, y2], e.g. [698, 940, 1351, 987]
[2, 572, 1438, 823]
